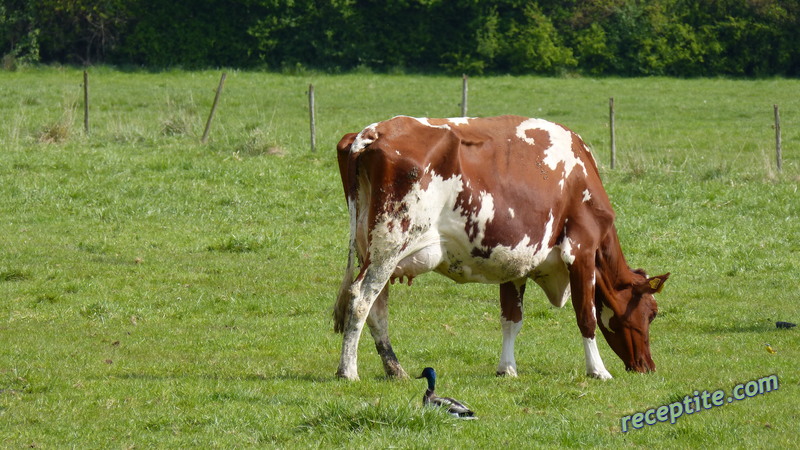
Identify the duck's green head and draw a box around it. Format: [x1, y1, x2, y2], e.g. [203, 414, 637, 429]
[416, 367, 436, 390]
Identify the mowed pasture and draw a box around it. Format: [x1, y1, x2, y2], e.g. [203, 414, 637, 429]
[1, 68, 798, 447]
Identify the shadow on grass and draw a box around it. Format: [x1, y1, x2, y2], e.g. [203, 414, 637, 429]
[109, 371, 334, 383]
[704, 321, 795, 334]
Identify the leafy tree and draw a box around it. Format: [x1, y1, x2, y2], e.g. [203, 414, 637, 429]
[572, 23, 614, 75]
[118, 0, 262, 68]
[2, 0, 799, 76]
[248, 0, 355, 71]
[500, 3, 576, 74]
[32, 0, 132, 65]
[1, 0, 40, 67]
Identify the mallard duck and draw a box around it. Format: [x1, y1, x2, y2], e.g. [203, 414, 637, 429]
[416, 367, 475, 418]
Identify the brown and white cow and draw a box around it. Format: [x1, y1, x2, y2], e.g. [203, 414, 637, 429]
[333, 115, 669, 381]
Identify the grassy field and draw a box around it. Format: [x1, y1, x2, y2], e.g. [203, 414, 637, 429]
[1, 67, 798, 447]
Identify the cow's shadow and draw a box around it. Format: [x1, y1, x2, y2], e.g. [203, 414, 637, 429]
[109, 371, 332, 383]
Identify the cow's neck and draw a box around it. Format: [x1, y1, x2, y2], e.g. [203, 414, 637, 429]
[594, 226, 633, 314]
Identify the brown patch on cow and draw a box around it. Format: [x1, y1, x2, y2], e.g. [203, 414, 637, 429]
[336, 132, 359, 202]
[500, 281, 525, 322]
[525, 128, 551, 149]
[454, 191, 477, 239]
[400, 216, 411, 232]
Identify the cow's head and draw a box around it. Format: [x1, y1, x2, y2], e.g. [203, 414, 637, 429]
[596, 271, 669, 373]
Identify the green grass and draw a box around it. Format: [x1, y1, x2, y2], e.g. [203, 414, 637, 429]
[0, 67, 798, 447]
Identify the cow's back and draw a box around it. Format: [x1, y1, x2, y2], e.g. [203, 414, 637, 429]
[336, 115, 614, 285]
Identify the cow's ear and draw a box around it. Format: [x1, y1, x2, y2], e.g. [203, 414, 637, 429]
[645, 273, 670, 294]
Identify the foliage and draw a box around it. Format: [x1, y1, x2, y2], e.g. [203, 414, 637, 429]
[476, 2, 577, 74]
[117, 0, 263, 68]
[20, 0, 132, 65]
[0, 0, 40, 68]
[2, 0, 799, 75]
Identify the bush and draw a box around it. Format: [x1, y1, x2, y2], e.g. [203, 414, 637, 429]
[0, 1, 40, 67]
[3, 0, 798, 76]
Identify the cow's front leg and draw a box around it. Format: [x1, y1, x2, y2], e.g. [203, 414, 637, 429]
[497, 279, 526, 377]
[582, 335, 612, 380]
[366, 284, 408, 379]
[569, 258, 613, 380]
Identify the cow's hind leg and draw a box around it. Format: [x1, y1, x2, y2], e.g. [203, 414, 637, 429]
[366, 285, 408, 379]
[497, 278, 526, 377]
[336, 264, 393, 380]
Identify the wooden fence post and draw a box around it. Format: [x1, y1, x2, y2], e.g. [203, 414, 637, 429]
[201, 72, 227, 144]
[774, 104, 782, 172]
[83, 71, 89, 135]
[461, 74, 468, 117]
[609, 97, 616, 169]
[309, 84, 316, 152]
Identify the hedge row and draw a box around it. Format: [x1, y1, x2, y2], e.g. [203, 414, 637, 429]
[3, 0, 799, 76]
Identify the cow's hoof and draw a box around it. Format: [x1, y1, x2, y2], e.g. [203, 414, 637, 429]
[496, 367, 518, 377]
[385, 366, 409, 380]
[587, 370, 613, 380]
[336, 370, 360, 381]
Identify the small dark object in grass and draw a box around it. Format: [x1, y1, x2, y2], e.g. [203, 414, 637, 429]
[776, 321, 796, 329]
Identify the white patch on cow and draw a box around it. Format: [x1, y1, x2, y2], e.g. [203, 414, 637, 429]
[458, 211, 556, 283]
[582, 189, 591, 203]
[600, 302, 615, 333]
[560, 235, 576, 265]
[508, 208, 515, 219]
[351, 123, 379, 154]
[583, 337, 613, 380]
[412, 117, 451, 130]
[367, 169, 464, 281]
[514, 118, 587, 190]
[474, 191, 495, 242]
[583, 142, 598, 167]
[395, 150, 401, 156]
[498, 317, 522, 377]
[537, 211, 556, 258]
[447, 117, 473, 126]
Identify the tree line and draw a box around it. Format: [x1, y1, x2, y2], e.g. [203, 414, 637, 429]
[2, 0, 799, 76]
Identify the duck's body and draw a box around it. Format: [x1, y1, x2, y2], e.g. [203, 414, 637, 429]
[422, 389, 475, 418]
[417, 367, 475, 418]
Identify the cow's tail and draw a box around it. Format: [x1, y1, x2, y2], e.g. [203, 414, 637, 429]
[334, 131, 369, 334]
[334, 199, 358, 334]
